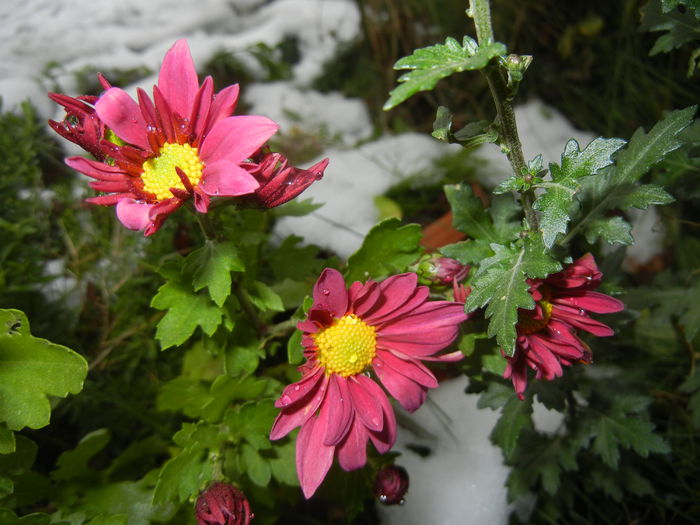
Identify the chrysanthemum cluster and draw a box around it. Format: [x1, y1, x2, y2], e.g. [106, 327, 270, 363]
[49, 40, 326, 235]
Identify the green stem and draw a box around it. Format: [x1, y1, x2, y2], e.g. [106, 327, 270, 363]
[468, 0, 539, 232]
[195, 212, 265, 336]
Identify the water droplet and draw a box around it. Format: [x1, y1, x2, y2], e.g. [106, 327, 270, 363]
[578, 309, 585, 316]
[322, 289, 330, 295]
[293, 385, 300, 391]
[379, 494, 388, 503]
[146, 125, 157, 133]
[280, 395, 292, 405]
[399, 498, 406, 505]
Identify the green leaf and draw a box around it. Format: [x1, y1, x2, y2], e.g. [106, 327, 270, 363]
[384, 37, 507, 110]
[439, 239, 494, 265]
[465, 244, 534, 355]
[345, 218, 423, 282]
[151, 281, 222, 349]
[248, 281, 284, 312]
[490, 395, 533, 459]
[575, 106, 696, 243]
[0, 509, 52, 525]
[585, 216, 634, 245]
[641, 0, 700, 55]
[0, 424, 15, 454]
[522, 233, 562, 278]
[240, 443, 271, 486]
[432, 106, 453, 142]
[268, 439, 298, 486]
[680, 369, 700, 427]
[614, 184, 675, 210]
[269, 236, 323, 281]
[534, 137, 626, 247]
[286, 329, 304, 365]
[186, 241, 244, 307]
[152, 444, 212, 505]
[444, 184, 498, 241]
[0, 309, 87, 430]
[52, 429, 111, 481]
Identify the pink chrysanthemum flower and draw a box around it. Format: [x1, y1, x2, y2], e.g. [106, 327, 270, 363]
[50, 39, 280, 235]
[270, 268, 467, 498]
[504, 253, 624, 399]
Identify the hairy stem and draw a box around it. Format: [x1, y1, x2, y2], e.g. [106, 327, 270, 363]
[468, 0, 539, 231]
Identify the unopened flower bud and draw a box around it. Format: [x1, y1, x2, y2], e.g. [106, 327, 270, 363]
[373, 464, 409, 505]
[431, 257, 469, 286]
[195, 482, 253, 525]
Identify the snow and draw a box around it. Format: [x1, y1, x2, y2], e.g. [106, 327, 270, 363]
[0, 1, 634, 523]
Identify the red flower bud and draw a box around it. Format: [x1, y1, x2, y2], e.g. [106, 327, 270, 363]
[432, 257, 469, 285]
[373, 464, 409, 505]
[195, 482, 253, 525]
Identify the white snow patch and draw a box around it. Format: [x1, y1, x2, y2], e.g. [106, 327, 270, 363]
[274, 134, 462, 258]
[245, 82, 372, 145]
[378, 377, 511, 525]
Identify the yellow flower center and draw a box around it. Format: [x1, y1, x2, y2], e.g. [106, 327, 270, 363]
[314, 314, 377, 377]
[141, 142, 204, 200]
[519, 299, 553, 335]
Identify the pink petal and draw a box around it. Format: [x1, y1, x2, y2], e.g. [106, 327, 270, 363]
[296, 415, 335, 499]
[365, 286, 430, 325]
[95, 88, 149, 150]
[312, 268, 349, 318]
[552, 291, 624, 314]
[348, 281, 381, 317]
[379, 301, 467, 335]
[193, 189, 211, 213]
[323, 375, 354, 446]
[504, 353, 528, 400]
[337, 418, 368, 471]
[362, 273, 418, 321]
[552, 305, 615, 336]
[200, 115, 279, 165]
[199, 161, 260, 197]
[190, 76, 214, 141]
[65, 156, 127, 181]
[270, 374, 329, 441]
[527, 335, 564, 380]
[356, 376, 396, 453]
[115, 199, 153, 231]
[274, 366, 324, 408]
[347, 376, 383, 432]
[158, 39, 199, 119]
[377, 350, 438, 388]
[86, 194, 135, 205]
[202, 83, 240, 136]
[373, 355, 427, 413]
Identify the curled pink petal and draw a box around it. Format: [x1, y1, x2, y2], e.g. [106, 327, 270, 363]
[115, 198, 153, 231]
[95, 88, 149, 150]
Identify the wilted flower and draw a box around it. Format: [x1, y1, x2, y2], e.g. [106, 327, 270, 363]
[48, 75, 112, 162]
[49, 39, 281, 235]
[195, 482, 252, 525]
[374, 464, 409, 505]
[504, 254, 624, 399]
[270, 268, 466, 498]
[239, 150, 328, 209]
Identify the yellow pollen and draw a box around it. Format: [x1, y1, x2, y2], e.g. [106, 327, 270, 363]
[314, 314, 377, 377]
[140, 142, 204, 200]
[519, 299, 553, 335]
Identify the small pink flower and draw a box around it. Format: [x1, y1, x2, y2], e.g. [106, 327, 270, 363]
[270, 268, 466, 498]
[50, 39, 280, 235]
[195, 482, 252, 525]
[504, 254, 624, 399]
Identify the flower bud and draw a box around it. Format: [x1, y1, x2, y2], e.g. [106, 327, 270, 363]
[420, 257, 469, 286]
[373, 464, 409, 505]
[195, 482, 253, 525]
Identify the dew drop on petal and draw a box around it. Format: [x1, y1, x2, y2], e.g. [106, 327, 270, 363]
[293, 385, 300, 391]
[322, 289, 330, 295]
